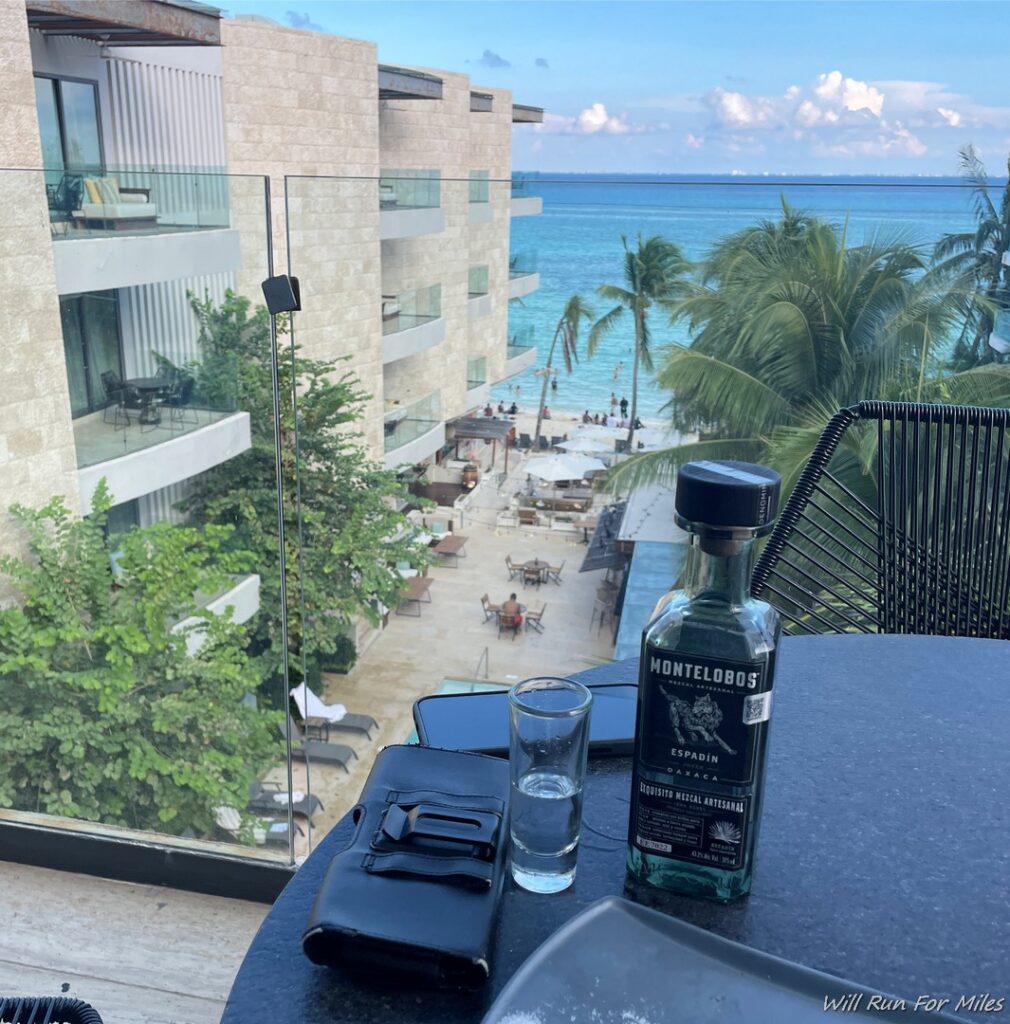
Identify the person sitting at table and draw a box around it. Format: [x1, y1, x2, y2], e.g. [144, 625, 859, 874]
[501, 592, 523, 628]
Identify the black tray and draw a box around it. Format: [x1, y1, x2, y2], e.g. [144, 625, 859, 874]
[481, 897, 963, 1024]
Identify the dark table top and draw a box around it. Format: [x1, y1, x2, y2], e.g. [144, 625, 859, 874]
[126, 375, 172, 391]
[222, 635, 1010, 1023]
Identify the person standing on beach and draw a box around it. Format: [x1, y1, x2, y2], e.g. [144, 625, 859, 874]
[620, 396, 628, 418]
[515, 385, 521, 402]
[610, 392, 618, 413]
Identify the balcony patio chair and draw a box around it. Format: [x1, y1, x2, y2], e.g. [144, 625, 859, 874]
[0, 997, 103, 1024]
[506, 555, 523, 580]
[481, 592, 502, 622]
[280, 719, 358, 774]
[751, 402, 1010, 638]
[290, 685, 378, 739]
[517, 433, 533, 451]
[166, 372, 199, 430]
[538, 436, 550, 451]
[73, 175, 157, 230]
[546, 560, 566, 585]
[525, 604, 546, 633]
[248, 780, 323, 819]
[498, 611, 521, 640]
[100, 370, 143, 430]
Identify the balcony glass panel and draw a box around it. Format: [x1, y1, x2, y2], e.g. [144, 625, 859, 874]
[45, 166, 232, 240]
[381, 284, 442, 335]
[509, 249, 539, 278]
[507, 324, 536, 361]
[384, 391, 442, 453]
[469, 170, 490, 204]
[511, 172, 539, 197]
[467, 356, 487, 389]
[468, 265, 489, 297]
[378, 169, 441, 210]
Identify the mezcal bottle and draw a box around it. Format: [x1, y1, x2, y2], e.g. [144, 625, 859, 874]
[627, 460, 781, 901]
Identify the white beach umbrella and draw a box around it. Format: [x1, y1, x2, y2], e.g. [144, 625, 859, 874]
[573, 423, 623, 440]
[634, 427, 680, 451]
[558, 436, 613, 454]
[526, 453, 606, 482]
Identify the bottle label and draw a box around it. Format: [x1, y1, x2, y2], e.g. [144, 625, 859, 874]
[632, 778, 749, 870]
[640, 645, 770, 785]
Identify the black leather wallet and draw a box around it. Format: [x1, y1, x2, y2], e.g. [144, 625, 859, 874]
[302, 744, 511, 989]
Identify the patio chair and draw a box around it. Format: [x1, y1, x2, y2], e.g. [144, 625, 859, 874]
[546, 560, 566, 585]
[481, 592, 502, 622]
[100, 370, 143, 430]
[525, 604, 546, 633]
[751, 401, 1010, 638]
[166, 372, 199, 429]
[248, 779, 323, 819]
[522, 565, 543, 587]
[517, 433, 533, 450]
[537, 436, 550, 451]
[506, 555, 523, 580]
[498, 611, 521, 640]
[290, 685, 377, 739]
[280, 719, 358, 774]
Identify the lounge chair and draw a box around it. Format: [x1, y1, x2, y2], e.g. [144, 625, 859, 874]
[550, 435, 564, 450]
[537, 436, 550, 451]
[517, 433, 533, 450]
[214, 804, 306, 847]
[547, 560, 566, 585]
[290, 685, 378, 739]
[280, 719, 358, 774]
[525, 604, 546, 633]
[248, 780, 323, 819]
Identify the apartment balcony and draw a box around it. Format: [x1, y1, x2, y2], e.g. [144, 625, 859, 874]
[379, 170, 445, 240]
[465, 357, 489, 410]
[383, 392, 444, 469]
[501, 329, 538, 380]
[382, 286, 445, 363]
[508, 251, 540, 300]
[468, 170, 493, 225]
[511, 174, 543, 217]
[468, 266, 492, 319]
[75, 405, 252, 512]
[46, 168, 242, 294]
[172, 573, 261, 656]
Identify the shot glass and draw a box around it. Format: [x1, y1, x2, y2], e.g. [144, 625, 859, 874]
[508, 676, 593, 893]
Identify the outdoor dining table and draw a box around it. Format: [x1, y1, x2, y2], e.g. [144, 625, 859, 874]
[522, 558, 550, 585]
[125, 375, 173, 425]
[221, 634, 1010, 1024]
[433, 533, 468, 567]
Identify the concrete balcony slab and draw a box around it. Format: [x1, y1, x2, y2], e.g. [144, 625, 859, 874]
[379, 207, 445, 240]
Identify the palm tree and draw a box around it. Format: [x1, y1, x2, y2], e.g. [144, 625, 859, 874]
[588, 234, 691, 451]
[933, 145, 1010, 369]
[533, 294, 595, 446]
[608, 203, 1010, 497]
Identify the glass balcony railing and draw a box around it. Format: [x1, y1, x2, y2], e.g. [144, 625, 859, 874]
[384, 391, 442, 453]
[44, 165, 232, 239]
[468, 265, 490, 297]
[509, 250, 539, 278]
[511, 172, 538, 198]
[379, 169, 441, 210]
[467, 356, 487, 390]
[469, 170, 490, 204]
[381, 284, 442, 335]
[507, 325, 536, 361]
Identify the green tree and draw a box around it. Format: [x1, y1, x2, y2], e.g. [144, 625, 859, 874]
[609, 205, 1010, 497]
[183, 291, 425, 686]
[933, 144, 1010, 369]
[0, 483, 279, 836]
[533, 294, 595, 445]
[588, 234, 691, 451]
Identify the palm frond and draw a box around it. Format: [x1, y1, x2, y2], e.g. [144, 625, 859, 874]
[603, 437, 767, 493]
[587, 305, 624, 358]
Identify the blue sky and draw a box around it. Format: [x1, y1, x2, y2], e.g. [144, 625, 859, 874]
[225, 1, 1010, 175]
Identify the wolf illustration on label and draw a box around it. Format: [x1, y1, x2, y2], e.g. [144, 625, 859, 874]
[659, 687, 737, 755]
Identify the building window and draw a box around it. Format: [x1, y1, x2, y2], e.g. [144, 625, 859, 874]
[60, 291, 124, 418]
[33, 75, 103, 177]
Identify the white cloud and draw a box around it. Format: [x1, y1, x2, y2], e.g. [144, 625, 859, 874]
[784, 85, 801, 100]
[685, 132, 704, 149]
[794, 100, 822, 128]
[705, 87, 775, 128]
[814, 70, 884, 117]
[937, 106, 962, 128]
[536, 103, 636, 136]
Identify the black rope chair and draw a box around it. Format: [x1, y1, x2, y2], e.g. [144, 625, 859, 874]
[751, 401, 1010, 639]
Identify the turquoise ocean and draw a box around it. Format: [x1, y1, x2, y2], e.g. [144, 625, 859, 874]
[491, 174, 990, 420]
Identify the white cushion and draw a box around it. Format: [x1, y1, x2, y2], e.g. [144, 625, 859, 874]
[75, 202, 157, 220]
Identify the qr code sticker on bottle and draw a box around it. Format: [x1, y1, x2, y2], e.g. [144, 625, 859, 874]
[742, 691, 772, 725]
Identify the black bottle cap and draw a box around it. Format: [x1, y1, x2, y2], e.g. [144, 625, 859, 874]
[675, 460, 781, 536]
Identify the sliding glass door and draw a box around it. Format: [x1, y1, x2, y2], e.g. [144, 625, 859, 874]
[60, 291, 124, 417]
